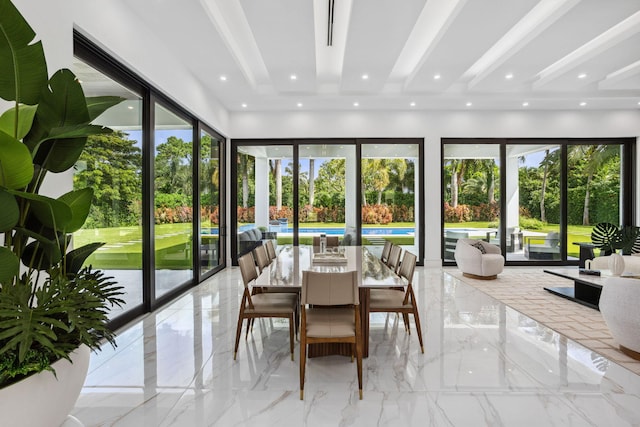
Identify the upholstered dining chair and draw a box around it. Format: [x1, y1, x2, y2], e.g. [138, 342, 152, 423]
[386, 244, 402, 273]
[380, 240, 392, 264]
[253, 244, 271, 273]
[265, 239, 277, 260]
[299, 270, 363, 400]
[234, 253, 297, 361]
[369, 250, 424, 353]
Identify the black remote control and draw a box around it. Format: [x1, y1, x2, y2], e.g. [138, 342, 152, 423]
[579, 268, 601, 276]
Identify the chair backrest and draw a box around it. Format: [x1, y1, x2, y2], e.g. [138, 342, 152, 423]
[302, 270, 359, 306]
[265, 239, 277, 260]
[387, 244, 402, 272]
[253, 244, 271, 273]
[238, 252, 258, 287]
[381, 241, 392, 263]
[398, 250, 416, 284]
[312, 235, 340, 247]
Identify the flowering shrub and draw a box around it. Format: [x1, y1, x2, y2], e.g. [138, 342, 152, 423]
[155, 206, 193, 224]
[201, 206, 219, 225]
[444, 203, 472, 223]
[471, 202, 500, 221]
[361, 204, 393, 224]
[390, 204, 414, 222]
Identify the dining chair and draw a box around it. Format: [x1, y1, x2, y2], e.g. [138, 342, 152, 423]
[299, 270, 363, 400]
[380, 240, 392, 264]
[253, 244, 271, 273]
[369, 250, 424, 353]
[265, 239, 277, 260]
[233, 252, 297, 361]
[312, 235, 340, 251]
[386, 244, 402, 273]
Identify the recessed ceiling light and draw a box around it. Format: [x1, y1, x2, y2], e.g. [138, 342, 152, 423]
[290, 74, 297, 80]
[522, 102, 529, 107]
[361, 74, 369, 80]
[505, 73, 514, 80]
[241, 103, 247, 108]
[410, 102, 416, 107]
[434, 74, 441, 80]
[127, 106, 134, 110]
[297, 102, 303, 108]
[353, 101, 359, 107]
[637, 101, 640, 105]
[219, 75, 227, 81]
[580, 101, 587, 106]
[578, 73, 587, 79]
[466, 102, 472, 107]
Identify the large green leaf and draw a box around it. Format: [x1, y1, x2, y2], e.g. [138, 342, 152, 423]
[20, 239, 61, 271]
[31, 124, 112, 173]
[24, 69, 92, 172]
[10, 190, 72, 231]
[0, 189, 19, 232]
[64, 242, 105, 275]
[0, 247, 19, 284]
[86, 96, 126, 122]
[57, 188, 94, 233]
[0, 104, 37, 139]
[0, 129, 34, 189]
[0, 0, 48, 105]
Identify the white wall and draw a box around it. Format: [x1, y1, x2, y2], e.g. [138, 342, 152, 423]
[230, 110, 640, 263]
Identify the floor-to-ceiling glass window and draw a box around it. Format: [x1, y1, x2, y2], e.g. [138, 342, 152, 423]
[298, 143, 355, 245]
[361, 142, 420, 259]
[567, 142, 624, 259]
[443, 143, 501, 260]
[443, 138, 633, 265]
[235, 144, 293, 258]
[199, 128, 223, 274]
[507, 143, 561, 262]
[232, 139, 424, 265]
[71, 60, 144, 320]
[154, 104, 194, 297]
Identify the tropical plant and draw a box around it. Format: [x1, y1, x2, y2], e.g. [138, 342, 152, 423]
[591, 222, 640, 255]
[0, 0, 124, 388]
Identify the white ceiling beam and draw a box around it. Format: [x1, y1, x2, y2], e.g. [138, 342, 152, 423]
[598, 60, 640, 89]
[389, 0, 467, 89]
[200, 0, 270, 89]
[533, 10, 640, 89]
[313, 0, 353, 93]
[465, 0, 580, 89]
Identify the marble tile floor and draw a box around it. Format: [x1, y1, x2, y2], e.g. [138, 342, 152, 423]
[68, 266, 640, 426]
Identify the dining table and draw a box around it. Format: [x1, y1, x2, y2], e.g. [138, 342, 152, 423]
[253, 245, 405, 357]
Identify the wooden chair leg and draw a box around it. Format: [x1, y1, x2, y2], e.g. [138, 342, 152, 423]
[245, 317, 252, 340]
[234, 316, 244, 360]
[413, 309, 424, 353]
[289, 314, 295, 361]
[402, 313, 411, 334]
[300, 338, 306, 400]
[356, 340, 363, 400]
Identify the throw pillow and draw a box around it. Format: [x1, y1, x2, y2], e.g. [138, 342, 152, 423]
[470, 241, 487, 254]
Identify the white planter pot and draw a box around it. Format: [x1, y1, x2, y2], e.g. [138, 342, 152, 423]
[599, 277, 640, 359]
[0, 345, 91, 427]
[608, 252, 625, 276]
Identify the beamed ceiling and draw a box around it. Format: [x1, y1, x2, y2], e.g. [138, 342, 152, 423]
[98, 0, 640, 112]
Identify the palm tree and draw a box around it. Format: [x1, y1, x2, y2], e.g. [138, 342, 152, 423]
[569, 144, 619, 225]
[238, 154, 253, 208]
[309, 158, 315, 207]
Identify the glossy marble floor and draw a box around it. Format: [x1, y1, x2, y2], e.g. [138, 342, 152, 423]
[69, 266, 640, 426]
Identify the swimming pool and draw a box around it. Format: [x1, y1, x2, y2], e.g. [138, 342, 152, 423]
[237, 225, 414, 235]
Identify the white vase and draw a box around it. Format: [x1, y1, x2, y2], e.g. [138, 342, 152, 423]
[0, 345, 90, 427]
[608, 252, 625, 276]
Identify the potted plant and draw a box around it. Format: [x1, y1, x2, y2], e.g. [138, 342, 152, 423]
[591, 222, 640, 275]
[0, 1, 124, 425]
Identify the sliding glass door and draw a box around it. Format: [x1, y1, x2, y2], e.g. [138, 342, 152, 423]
[298, 143, 355, 246]
[442, 138, 633, 265]
[361, 142, 420, 258]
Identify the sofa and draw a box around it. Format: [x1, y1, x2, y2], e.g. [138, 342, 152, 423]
[454, 238, 504, 280]
[524, 232, 560, 260]
[237, 227, 265, 256]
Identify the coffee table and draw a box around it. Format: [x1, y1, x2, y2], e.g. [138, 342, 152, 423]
[543, 268, 607, 310]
